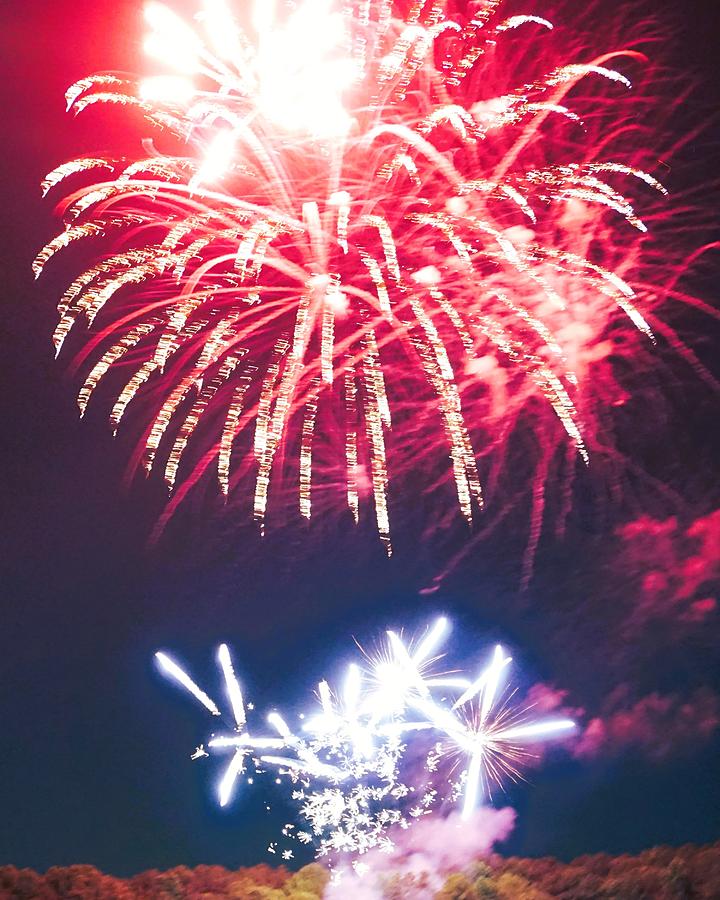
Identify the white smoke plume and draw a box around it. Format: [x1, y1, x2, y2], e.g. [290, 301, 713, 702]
[324, 806, 516, 899]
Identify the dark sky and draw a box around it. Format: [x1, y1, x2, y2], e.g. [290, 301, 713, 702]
[1, 0, 719, 879]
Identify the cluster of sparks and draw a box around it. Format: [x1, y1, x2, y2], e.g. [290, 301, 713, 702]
[156, 617, 575, 858]
[38, 0, 670, 554]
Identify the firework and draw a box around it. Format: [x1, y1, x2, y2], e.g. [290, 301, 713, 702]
[39, 0, 672, 555]
[156, 617, 575, 857]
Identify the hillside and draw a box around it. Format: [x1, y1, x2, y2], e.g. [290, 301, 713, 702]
[2, 841, 720, 898]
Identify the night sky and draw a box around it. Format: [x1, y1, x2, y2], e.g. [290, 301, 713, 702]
[2, 0, 719, 879]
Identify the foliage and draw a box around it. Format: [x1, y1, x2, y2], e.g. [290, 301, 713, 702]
[283, 863, 329, 897]
[2, 841, 720, 898]
[434, 872, 484, 899]
[381, 871, 433, 899]
[493, 872, 551, 900]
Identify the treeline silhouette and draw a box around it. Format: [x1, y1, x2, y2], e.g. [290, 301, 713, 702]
[2, 842, 719, 898]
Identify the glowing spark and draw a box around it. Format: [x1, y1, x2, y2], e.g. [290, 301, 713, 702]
[218, 749, 245, 806]
[413, 616, 449, 665]
[217, 643, 246, 729]
[495, 719, 576, 741]
[462, 751, 484, 819]
[155, 651, 221, 716]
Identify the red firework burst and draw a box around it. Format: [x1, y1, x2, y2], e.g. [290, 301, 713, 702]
[36, 0, 705, 559]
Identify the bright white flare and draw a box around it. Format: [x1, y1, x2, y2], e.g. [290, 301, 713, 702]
[144, 0, 354, 136]
[254, 0, 355, 136]
[156, 617, 577, 855]
[412, 615, 449, 664]
[217, 643, 246, 729]
[191, 130, 236, 188]
[138, 75, 194, 104]
[144, 2, 201, 69]
[155, 650, 221, 716]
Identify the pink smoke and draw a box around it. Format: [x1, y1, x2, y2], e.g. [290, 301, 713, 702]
[521, 682, 719, 764]
[573, 687, 720, 762]
[324, 807, 516, 899]
[617, 509, 719, 633]
[517, 683, 585, 765]
[525, 682, 584, 718]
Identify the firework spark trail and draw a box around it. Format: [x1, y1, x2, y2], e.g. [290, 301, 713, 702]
[36, 0, 683, 555]
[155, 650, 221, 716]
[156, 617, 575, 857]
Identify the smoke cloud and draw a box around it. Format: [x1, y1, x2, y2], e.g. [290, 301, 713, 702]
[573, 687, 720, 761]
[616, 509, 719, 634]
[519, 682, 719, 763]
[325, 807, 516, 900]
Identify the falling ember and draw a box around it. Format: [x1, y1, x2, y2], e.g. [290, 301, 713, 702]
[156, 617, 576, 858]
[39, 0, 680, 555]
